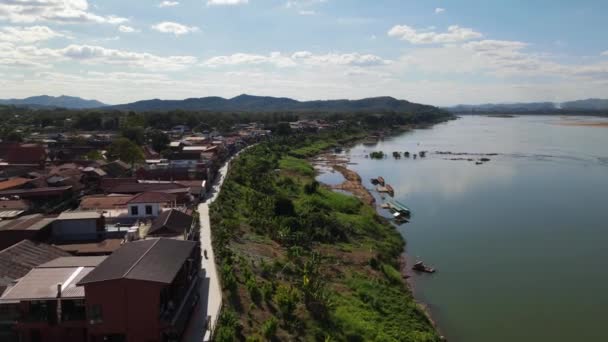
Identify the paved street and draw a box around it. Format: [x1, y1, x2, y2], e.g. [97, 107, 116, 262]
[182, 148, 250, 341]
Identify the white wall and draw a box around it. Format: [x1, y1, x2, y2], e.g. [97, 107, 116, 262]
[128, 203, 162, 217]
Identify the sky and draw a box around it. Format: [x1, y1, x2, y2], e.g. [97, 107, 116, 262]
[0, 0, 607, 106]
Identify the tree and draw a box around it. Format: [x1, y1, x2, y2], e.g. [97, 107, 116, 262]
[149, 130, 170, 153]
[274, 122, 292, 136]
[107, 138, 144, 167]
[121, 126, 145, 145]
[4, 131, 23, 142]
[84, 150, 104, 161]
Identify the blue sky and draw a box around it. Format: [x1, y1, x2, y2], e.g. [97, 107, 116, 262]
[0, 0, 607, 105]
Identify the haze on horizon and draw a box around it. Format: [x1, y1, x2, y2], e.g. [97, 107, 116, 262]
[1, 0, 607, 106]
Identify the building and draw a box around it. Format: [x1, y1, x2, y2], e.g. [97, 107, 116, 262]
[78, 239, 201, 342]
[52, 212, 105, 242]
[0, 214, 56, 250]
[126, 192, 177, 218]
[0, 256, 106, 342]
[0, 240, 70, 295]
[0, 241, 70, 341]
[147, 210, 195, 239]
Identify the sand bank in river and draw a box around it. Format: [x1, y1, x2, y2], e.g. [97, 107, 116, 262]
[315, 153, 375, 205]
[557, 120, 608, 127]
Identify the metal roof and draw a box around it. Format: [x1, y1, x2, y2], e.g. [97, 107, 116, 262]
[1, 267, 95, 301]
[0, 214, 56, 232]
[0, 240, 69, 288]
[57, 211, 102, 220]
[78, 238, 197, 285]
[126, 192, 176, 204]
[148, 210, 193, 236]
[39, 256, 106, 268]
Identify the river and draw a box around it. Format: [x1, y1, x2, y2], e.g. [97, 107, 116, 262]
[321, 115, 608, 342]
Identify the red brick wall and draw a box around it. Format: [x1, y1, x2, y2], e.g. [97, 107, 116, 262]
[85, 279, 164, 342]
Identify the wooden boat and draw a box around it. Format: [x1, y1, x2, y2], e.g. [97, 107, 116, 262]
[386, 199, 411, 216]
[385, 184, 394, 197]
[377, 176, 385, 186]
[412, 261, 435, 273]
[393, 212, 409, 224]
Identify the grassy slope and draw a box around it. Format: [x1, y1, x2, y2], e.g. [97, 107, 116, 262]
[210, 131, 439, 341]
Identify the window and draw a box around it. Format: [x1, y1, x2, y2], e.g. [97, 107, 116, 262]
[145, 205, 153, 215]
[88, 304, 103, 324]
[130, 205, 139, 216]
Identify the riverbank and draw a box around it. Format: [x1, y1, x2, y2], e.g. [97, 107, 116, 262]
[314, 153, 444, 337]
[210, 131, 442, 341]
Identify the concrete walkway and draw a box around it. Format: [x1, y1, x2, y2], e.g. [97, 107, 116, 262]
[182, 147, 251, 342]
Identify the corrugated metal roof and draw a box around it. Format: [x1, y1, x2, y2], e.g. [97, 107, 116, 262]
[0, 214, 55, 231]
[79, 194, 133, 210]
[78, 239, 197, 285]
[0, 210, 24, 218]
[57, 211, 102, 220]
[0, 266, 95, 301]
[39, 256, 106, 268]
[0, 240, 69, 287]
[127, 192, 176, 204]
[0, 177, 31, 191]
[149, 210, 193, 236]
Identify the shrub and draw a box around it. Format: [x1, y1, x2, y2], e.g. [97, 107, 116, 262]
[261, 317, 278, 339]
[273, 285, 299, 319]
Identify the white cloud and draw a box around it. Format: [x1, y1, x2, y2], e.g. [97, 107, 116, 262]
[602, 51, 608, 56]
[151, 21, 199, 35]
[204, 52, 296, 68]
[203, 51, 390, 68]
[388, 24, 482, 44]
[207, 0, 248, 6]
[118, 25, 140, 33]
[0, 43, 197, 71]
[286, 0, 327, 8]
[291, 51, 391, 67]
[0, 26, 63, 43]
[158, 1, 179, 7]
[435, 8, 445, 14]
[0, 0, 128, 25]
[58, 44, 197, 70]
[299, 10, 316, 15]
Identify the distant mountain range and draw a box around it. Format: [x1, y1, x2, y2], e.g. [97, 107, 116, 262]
[0, 95, 106, 109]
[106, 94, 441, 114]
[3, 94, 607, 114]
[446, 98, 608, 114]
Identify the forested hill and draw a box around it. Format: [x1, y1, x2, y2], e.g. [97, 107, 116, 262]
[0, 95, 106, 109]
[107, 94, 442, 114]
[446, 98, 608, 114]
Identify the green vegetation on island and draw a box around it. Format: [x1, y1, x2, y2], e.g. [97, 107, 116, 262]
[210, 129, 441, 341]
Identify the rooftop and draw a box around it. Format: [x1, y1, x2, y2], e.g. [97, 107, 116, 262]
[1, 256, 104, 301]
[0, 214, 55, 232]
[79, 194, 134, 210]
[127, 192, 177, 204]
[0, 186, 72, 198]
[78, 238, 197, 285]
[149, 210, 193, 236]
[0, 177, 32, 191]
[54, 239, 124, 256]
[0, 240, 70, 292]
[57, 211, 102, 220]
[107, 182, 186, 194]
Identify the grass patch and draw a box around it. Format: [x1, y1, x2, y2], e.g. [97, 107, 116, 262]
[278, 156, 315, 176]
